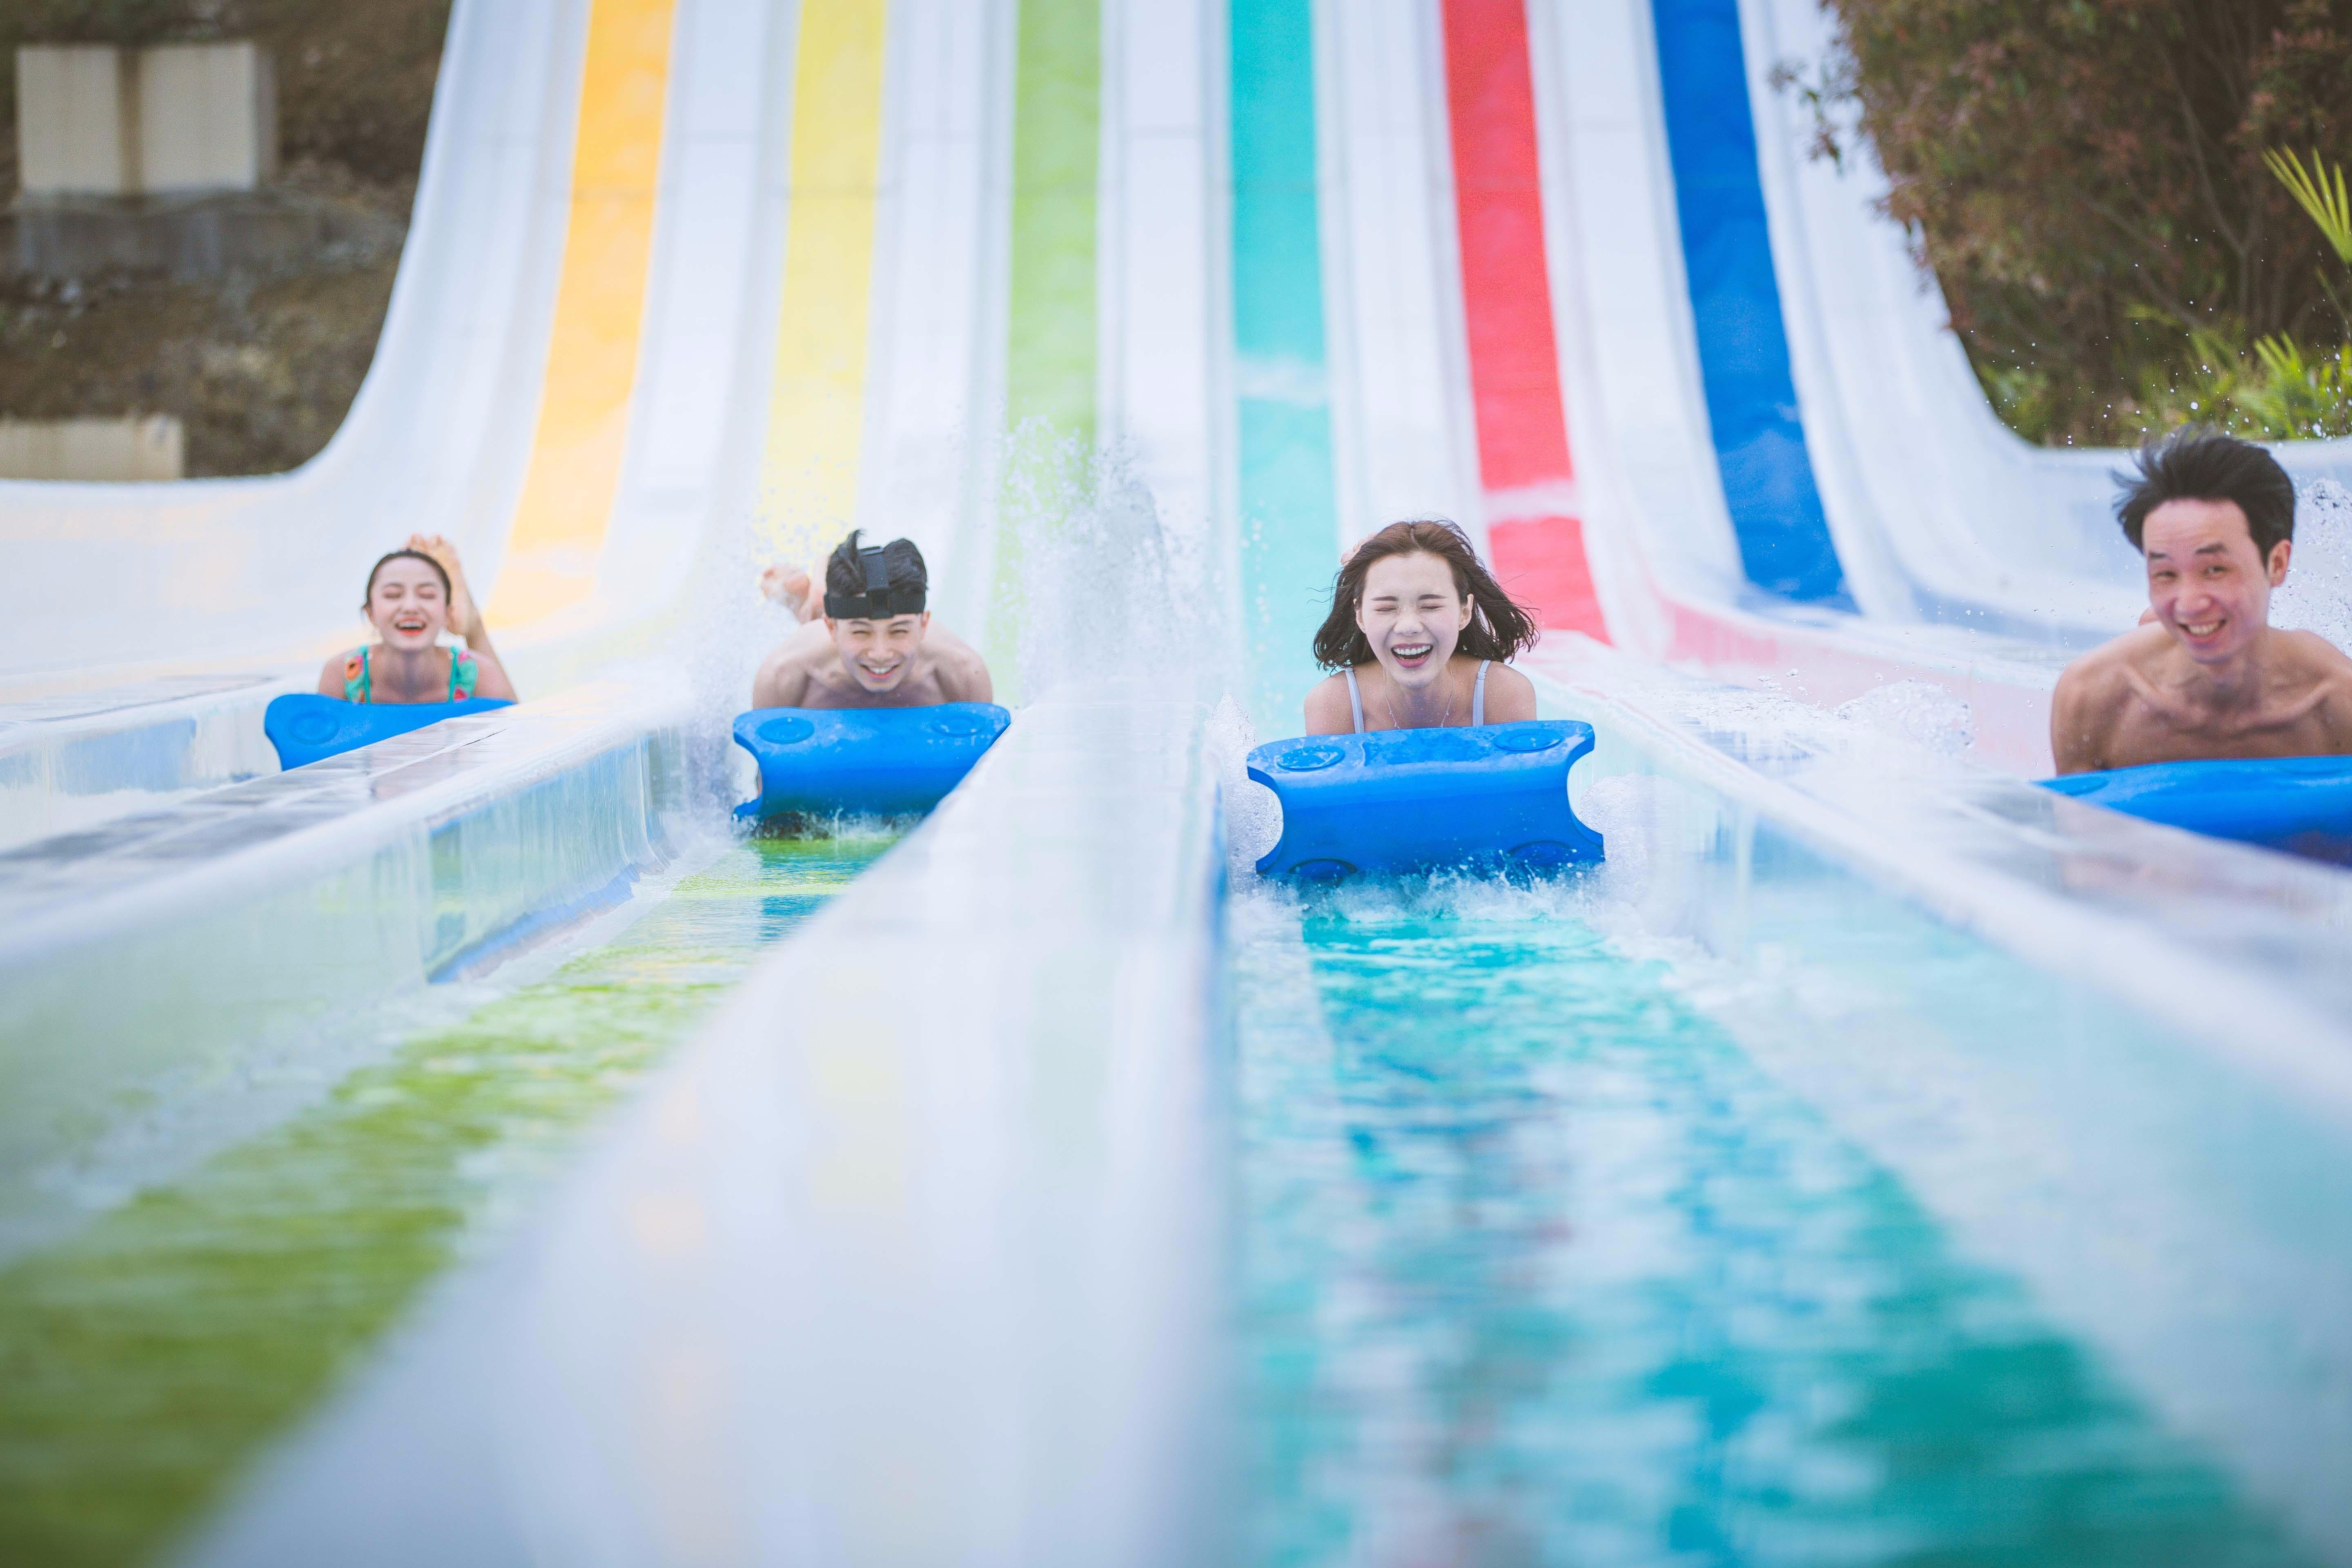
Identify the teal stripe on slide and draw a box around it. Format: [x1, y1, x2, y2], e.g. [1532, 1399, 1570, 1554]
[1232, 0, 1339, 734]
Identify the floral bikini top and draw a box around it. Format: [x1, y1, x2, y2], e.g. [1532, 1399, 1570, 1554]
[343, 644, 479, 704]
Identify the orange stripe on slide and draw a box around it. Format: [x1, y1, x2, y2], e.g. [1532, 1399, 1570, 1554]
[491, 0, 678, 628]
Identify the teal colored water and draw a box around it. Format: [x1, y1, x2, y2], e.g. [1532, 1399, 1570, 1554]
[0, 831, 891, 1568]
[1231, 0, 1341, 729]
[1231, 879, 2303, 1568]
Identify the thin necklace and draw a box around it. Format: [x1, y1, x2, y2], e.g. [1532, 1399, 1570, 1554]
[1381, 663, 1456, 731]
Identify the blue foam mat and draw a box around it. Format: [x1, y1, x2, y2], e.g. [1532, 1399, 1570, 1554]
[265, 692, 514, 771]
[2041, 755, 2352, 866]
[732, 703, 1011, 819]
[1247, 720, 1605, 880]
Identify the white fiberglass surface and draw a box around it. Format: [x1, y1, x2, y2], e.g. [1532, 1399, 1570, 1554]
[7, 3, 2352, 1564]
[0, 0, 794, 704]
[0, 0, 579, 686]
[180, 682, 1228, 1568]
[0, 676, 295, 852]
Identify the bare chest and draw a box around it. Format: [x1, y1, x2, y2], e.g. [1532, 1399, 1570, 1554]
[2106, 680, 2335, 767]
[800, 658, 947, 709]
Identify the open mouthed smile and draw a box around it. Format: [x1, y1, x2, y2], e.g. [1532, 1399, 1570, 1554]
[391, 614, 430, 636]
[2179, 617, 2223, 640]
[1390, 641, 1435, 670]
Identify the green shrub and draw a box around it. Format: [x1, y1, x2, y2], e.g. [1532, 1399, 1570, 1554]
[1795, 0, 2352, 446]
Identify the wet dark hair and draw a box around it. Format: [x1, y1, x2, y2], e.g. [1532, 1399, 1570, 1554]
[2116, 426, 2296, 557]
[1310, 519, 1539, 669]
[823, 530, 928, 617]
[362, 549, 451, 610]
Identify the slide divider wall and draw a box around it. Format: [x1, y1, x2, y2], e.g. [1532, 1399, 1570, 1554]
[0, 683, 697, 1265]
[182, 677, 1229, 1568]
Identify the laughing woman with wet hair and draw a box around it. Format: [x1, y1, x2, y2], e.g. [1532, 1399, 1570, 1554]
[1303, 519, 1540, 735]
[316, 534, 516, 705]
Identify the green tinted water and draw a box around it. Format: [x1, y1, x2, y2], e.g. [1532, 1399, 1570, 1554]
[0, 832, 891, 1568]
[1233, 881, 2305, 1568]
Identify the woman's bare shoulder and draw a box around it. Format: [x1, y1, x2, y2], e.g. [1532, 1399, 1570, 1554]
[1481, 661, 1538, 722]
[315, 648, 355, 696]
[468, 649, 518, 702]
[1303, 671, 1354, 735]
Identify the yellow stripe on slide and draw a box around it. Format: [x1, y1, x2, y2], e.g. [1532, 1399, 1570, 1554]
[758, 0, 891, 571]
[491, 0, 678, 628]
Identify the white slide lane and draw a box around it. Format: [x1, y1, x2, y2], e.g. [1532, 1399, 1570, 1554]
[2, 0, 582, 690]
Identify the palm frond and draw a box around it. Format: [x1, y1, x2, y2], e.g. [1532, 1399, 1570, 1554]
[2265, 147, 2352, 266]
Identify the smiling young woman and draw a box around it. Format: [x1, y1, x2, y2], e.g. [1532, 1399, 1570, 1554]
[318, 535, 517, 705]
[1301, 519, 1539, 735]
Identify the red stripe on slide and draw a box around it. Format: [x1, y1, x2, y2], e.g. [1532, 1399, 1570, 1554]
[1440, 0, 1606, 641]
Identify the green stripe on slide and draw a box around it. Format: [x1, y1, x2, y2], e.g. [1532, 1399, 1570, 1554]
[1006, 0, 1099, 439]
[990, 0, 1100, 693]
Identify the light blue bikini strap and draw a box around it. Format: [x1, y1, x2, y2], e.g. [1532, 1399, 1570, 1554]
[1473, 660, 1489, 726]
[1344, 666, 1365, 734]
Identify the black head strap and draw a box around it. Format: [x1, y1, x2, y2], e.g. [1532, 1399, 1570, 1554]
[823, 545, 926, 619]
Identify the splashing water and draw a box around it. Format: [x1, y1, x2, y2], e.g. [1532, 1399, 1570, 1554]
[679, 518, 800, 814]
[1207, 695, 1283, 879]
[991, 424, 1232, 704]
[1832, 679, 1976, 756]
[2274, 479, 2352, 655]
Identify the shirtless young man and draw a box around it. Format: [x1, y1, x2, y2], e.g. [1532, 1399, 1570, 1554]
[751, 531, 993, 710]
[2051, 428, 2352, 773]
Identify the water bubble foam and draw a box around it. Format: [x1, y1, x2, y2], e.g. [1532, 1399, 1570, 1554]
[993, 424, 1229, 702]
[1833, 679, 1976, 756]
[1205, 695, 1282, 878]
[2274, 478, 2352, 655]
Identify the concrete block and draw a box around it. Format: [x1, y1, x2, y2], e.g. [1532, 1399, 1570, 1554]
[17, 46, 136, 197]
[0, 416, 184, 481]
[14, 41, 276, 200]
[137, 42, 277, 194]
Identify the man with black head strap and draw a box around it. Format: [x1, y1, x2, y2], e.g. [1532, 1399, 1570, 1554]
[2052, 427, 2352, 773]
[752, 532, 993, 709]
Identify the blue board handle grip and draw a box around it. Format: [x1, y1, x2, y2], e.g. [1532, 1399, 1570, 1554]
[265, 693, 515, 771]
[2039, 755, 2352, 866]
[732, 703, 1011, 819]
[1245, 719, 1604, 880]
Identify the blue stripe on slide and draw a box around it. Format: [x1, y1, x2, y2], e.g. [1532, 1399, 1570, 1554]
[1652, 0, 1851, 606]
[1232, 0, 1341, 733]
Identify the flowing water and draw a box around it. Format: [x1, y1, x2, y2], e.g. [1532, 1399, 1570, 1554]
[1230, 877, 2306, 1568]
[0, 829, 893, 1568]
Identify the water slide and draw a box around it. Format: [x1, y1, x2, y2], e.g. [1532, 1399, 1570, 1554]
[3, 0, 2350, 1561]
